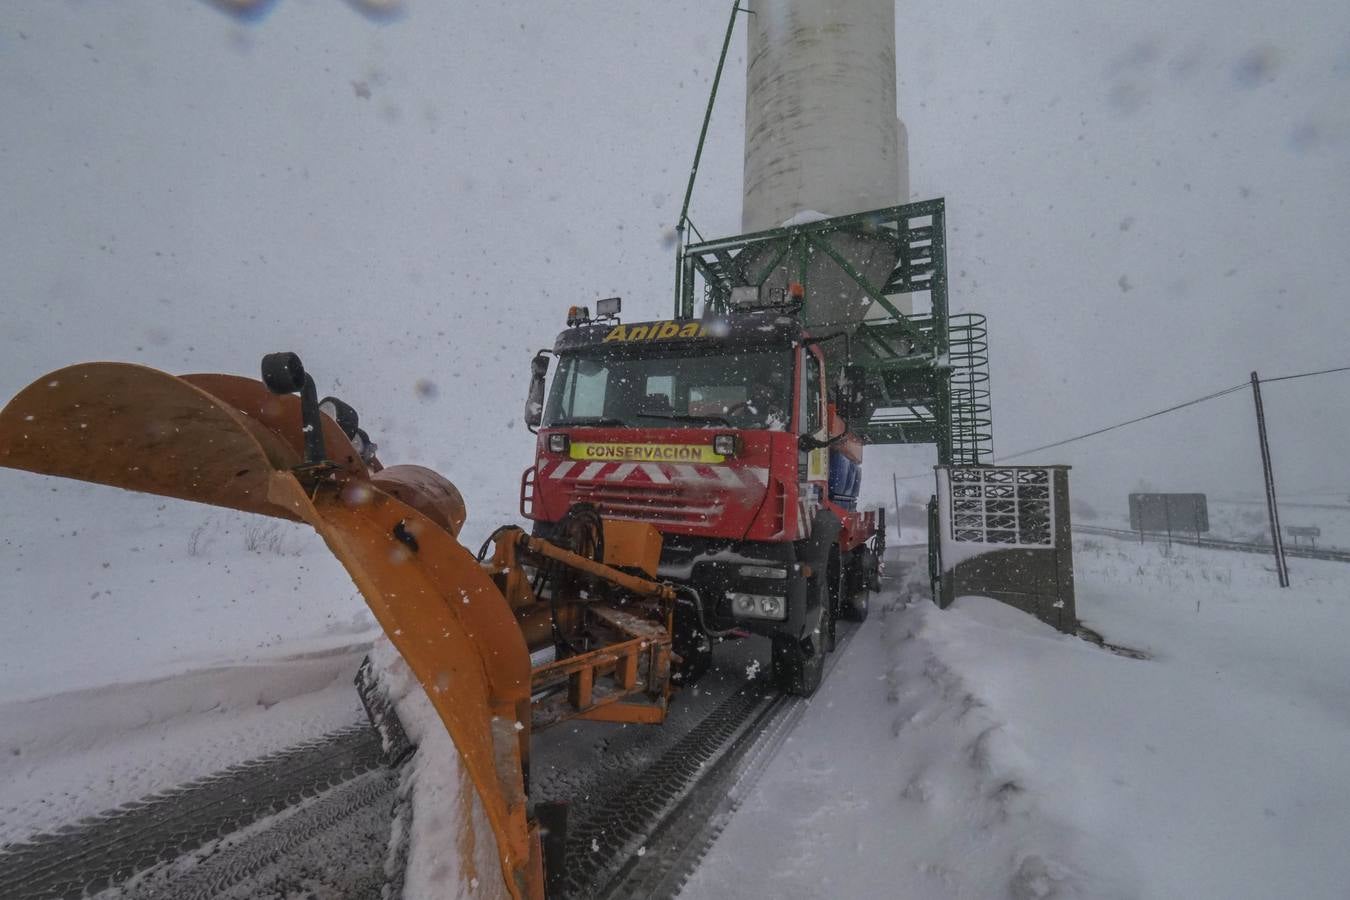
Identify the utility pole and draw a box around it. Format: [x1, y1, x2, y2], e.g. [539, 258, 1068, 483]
[893, 471, 905, 541]
[673, 0, 743, 316]
[1250, 371, 1289, 587]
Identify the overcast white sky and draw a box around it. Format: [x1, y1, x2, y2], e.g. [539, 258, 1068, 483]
[2, 0, 1347, 524]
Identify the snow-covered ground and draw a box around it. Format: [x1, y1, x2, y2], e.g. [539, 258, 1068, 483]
[9, 456, 1350, 900]
[0, 473, 378, 845]
[2, 0, 1347, 893]
[1207, 498, 1350, 550]
[1097, 496, 1350, 550]
[683, 540, 1350, 900]
[0, 475, 376, 704]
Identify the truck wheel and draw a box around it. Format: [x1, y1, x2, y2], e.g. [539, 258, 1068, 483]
[842, 586, 870, 623]
[839, 550, 870, 623]
[771, 633, 823, 697]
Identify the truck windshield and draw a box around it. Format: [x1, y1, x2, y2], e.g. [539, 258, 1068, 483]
[544, 346, 793, 431]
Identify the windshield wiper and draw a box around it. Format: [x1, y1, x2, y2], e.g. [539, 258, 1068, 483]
[550, 416, 627, 427]
[634, 412, 732, 427]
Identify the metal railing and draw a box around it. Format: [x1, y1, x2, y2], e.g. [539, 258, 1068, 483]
[1073, 524, 1350, 564]
[948, 313, 993, 465]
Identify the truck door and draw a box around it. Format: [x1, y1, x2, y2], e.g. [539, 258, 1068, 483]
[799, 346, 829, 486]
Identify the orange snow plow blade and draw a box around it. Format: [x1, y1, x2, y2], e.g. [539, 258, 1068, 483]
[0, 362, 542, 899]
[0, 363, 315, 520]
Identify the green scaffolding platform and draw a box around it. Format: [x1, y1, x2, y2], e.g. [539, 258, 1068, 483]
[676, 198, 992, 465]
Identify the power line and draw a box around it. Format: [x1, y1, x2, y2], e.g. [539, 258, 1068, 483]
[887, 362, 1350, 483]
[1259, 364, 1350, 384]
[887, 383, 1244, 483]
[994, 382, 1248, 462]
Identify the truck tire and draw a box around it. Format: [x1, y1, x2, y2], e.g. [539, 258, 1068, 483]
[773, 572, 828, 697]
[771, 632, 823, 697]
[842, 584, 870, 623]
[823, 550, 840, 653]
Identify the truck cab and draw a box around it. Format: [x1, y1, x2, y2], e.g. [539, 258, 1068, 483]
[523, 305, 880, 696]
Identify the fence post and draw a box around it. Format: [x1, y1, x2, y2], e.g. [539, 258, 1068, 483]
[1250, 371, 1290, 587]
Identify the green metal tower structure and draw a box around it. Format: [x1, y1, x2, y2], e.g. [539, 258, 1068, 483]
[675, 201, 992, 465]
[672, 1, 992, 466]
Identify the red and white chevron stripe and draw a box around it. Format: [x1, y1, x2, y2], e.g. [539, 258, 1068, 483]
[539, 459, 768, 491]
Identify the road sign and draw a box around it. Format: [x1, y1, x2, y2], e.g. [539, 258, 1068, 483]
[1286, 525, 1321, 547]
[1129, 493, 1209, 535]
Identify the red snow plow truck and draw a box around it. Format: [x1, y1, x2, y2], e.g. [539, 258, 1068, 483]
[521, 295, 884, 697]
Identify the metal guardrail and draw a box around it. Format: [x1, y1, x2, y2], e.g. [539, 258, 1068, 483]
[1073, 524, 1350, 564]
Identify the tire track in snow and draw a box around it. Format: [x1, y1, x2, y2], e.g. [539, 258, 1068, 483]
[598, 621, 862, 900]
[0, 722, 381, 900]
[119, 768, 398, 900]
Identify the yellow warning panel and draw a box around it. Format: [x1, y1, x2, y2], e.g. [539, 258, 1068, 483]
[569, 442, 725, 464]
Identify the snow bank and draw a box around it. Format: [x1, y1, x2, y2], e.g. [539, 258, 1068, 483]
[369, 637, 508, 900]
[688, 543, 1350, 898]
[683, 575, 1134, 900]
[923, 539, 1350, 898]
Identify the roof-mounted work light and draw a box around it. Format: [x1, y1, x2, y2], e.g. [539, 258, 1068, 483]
[730, 282, 805, 311]
[729, 285, 761, 308]
[596, 297, 622, 320]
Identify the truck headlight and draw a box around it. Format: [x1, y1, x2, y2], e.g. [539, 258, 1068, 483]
[726, 592, 788, 621]
[548, 433, 570, 454]
[713, 433, 738, 457]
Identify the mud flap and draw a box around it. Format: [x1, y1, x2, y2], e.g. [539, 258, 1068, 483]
[843, 546, 876, 596]
[797, 508, 842, 656]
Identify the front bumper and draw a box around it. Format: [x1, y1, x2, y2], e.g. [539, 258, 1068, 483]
[656, 537, 816, 639]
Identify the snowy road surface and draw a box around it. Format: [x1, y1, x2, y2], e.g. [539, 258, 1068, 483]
[683, 542, 1350, 900]
[0, 476, 379, 845]
[0, 648, 372, 849]
[6, 527, 1350, 899]
[1, 724, 386, 900]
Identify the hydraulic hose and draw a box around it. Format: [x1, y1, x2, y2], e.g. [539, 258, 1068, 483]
[673, 584, 737, 639]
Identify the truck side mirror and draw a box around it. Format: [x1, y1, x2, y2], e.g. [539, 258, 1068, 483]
[525, 351, 550, 431]
[798, 431, 847, 452]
